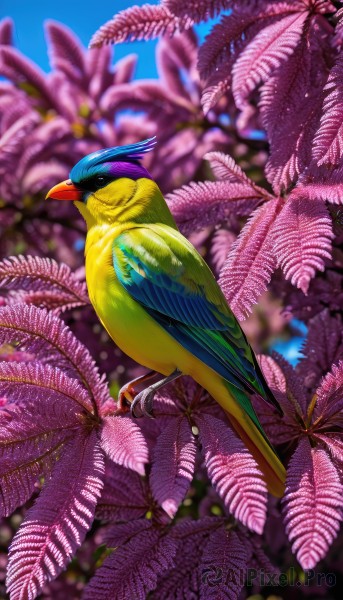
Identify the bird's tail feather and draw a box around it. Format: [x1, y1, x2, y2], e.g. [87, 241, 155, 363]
[221, 382, 286, 497]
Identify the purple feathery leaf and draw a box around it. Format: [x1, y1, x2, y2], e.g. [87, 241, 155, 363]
[198, 1, 302, 108]
[198, 7, 264, 81]
[83, 523, 177, 600]
[198, 15, 249, 106]
[112, 54, 137, 85]
[201, 527, 250, 599]
[262, 22, 330, 193]
[6, 430, 104, 600]
[21, 161, 70, 198]
[219, 197, 283, 319]
[0, 360, 94, 413]
[0, 255, 89, 310]
[232, 11, 307, 109]
[252, 362, 303, 447]
[0, 305, 111, 412]
[165, 0, 231, 22]
[293, 182, 343, 205]
[273, 193, 333, 293]
[210, 228, 236, 274]
[151, 518, 219, 598]
[96, 461, 147, 522]
[270, 352, 308, 413]
[296, 310, 343, 393]
[150, 415, 197, 517]
[167, 180, 262, 235]
[103, 519, 153, 548]
[316, 434, 343, 472]
[283, 438, 343, 569]
[314, 360, 343, 422]
[0, 46, 58, 109]
[89, 4, 193, 48]
[87, 46, 113, 100]
[0, 18, 13, 45]
[196, 413, 267, 533]
[313, 52, 343, 166]
[45, 21, 86, 84]
[156, 30, 198, 100]
[0, 112, 41, 172]
[99, 80, 185, 117]
[100, 415, 149, 475]
[0, 395, 77, 517]
[201, 62, 232, 113]
[205, 150, 268, 191]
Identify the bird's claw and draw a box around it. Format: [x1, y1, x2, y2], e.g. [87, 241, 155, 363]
[130, 388, 156, 419]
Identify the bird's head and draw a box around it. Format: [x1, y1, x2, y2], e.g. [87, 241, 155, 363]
[46, 138, 173, 228]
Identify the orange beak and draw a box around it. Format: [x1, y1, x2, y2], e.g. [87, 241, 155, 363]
[45, 179, 83, 201]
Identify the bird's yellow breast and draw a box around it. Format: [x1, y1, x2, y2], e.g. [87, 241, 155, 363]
[84, 224, 194, 376]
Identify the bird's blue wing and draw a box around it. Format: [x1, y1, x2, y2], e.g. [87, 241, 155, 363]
[112, 225, 274, 405]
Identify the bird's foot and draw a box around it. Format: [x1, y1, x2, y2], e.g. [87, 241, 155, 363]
[117, 371, 160, 412]
[130, 388, 156, 418]
[130, 369, 183, 419]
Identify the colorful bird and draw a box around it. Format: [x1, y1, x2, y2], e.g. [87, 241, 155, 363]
[46, 138, 286, 496]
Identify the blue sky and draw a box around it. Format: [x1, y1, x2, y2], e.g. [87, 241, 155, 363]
[1, 0, 212, 79]
[2, 0, 161, 78]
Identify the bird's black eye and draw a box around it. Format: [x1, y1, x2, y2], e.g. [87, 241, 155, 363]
[95, 176, 106, 185]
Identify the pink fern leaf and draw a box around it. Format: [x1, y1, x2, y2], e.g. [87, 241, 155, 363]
[112, 54, 137, 85]
[197, 3, 293, 82]
[201, 63, 232, 113]
[151, 517, 220, 598]
[316, 434, 343, 473]
[167, 180, 262, 235]
[201, 528, 250, 599]
[21, 161, 70, 198]
[273, 194, 333, 293]
[99, 80, 186, 117]
[283, 438, 343, 569]
[100, 415, 149, 475]
[150, 415, 197, 517]
[210, 228, 236, 274]
[9, 289, 86, 313]
[196, 413, 267, 533]
[0, 305, 110, 412]
[165, 0, 231, 22]
[0, 360, 94, 413]
[0, 113, 41, 171]
[83, 523, 177, 600]
[268, 352, 308, 413]
[314, 360, 343, 421]
[198, 10, 253, 83]
[293, 182, 343, 205]
[0, 397, 77, 517]
[313, 52, 343, 166]
[205, 151, 272, 200]
[156, 30, 198, 100]
[87, 46, 113, 100]
[45, 21, 86, 85]
[96, 462, 147, 522]
[219, 197, 283, 319]
[296, 310, 343, 393]
[262, 22, 330, 193]
[102, 519, 152, 548]
[232, 11, 308, 109]
[252, 358, 296, 446]
[0, 46, 58, 109]
[90, 4, 192, 48]
[0, 255, 89, 310]
[6, 430, 104, 600]
[0, 18, 13, 45]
